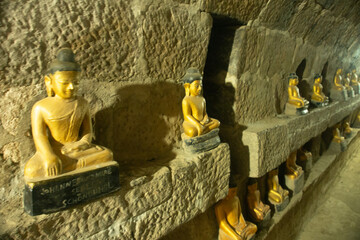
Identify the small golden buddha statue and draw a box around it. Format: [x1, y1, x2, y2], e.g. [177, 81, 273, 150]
[215, 186, 257, 240]
[330, 68, 348, 101]
[333, 123, 345, 143]
[285, 151, 303, 180]
[344, 73, 355, 97]
[343, 120, 352, 138]
[311, 74, 329, 107]
[24, 48, 113, 180]
[182, 68, 220, 137]
[285, 73, 309, 115]
[333, 68, 345, 91]
[247, 181, 271, 223]
[329, 123, 346, 152]
[267, 168, 289, 205]
[350, 68, 360, 94]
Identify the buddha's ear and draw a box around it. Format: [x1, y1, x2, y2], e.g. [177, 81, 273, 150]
[44, 75, 54, 97]
[183, 83, 190, 96]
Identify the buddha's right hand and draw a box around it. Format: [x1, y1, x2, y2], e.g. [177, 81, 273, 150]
[44, 155, 62, 177]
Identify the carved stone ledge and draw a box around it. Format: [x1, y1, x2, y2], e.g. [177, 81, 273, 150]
[1, 144, 230, 240]
[242, 96, 360, 178]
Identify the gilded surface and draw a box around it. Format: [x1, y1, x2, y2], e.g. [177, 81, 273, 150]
[311, 74, 329, 104]
[285, 151, 303, 180]
[267, 168, 289, 204]
[24, 49, 113, 180]
[287, 73, 309, 108]
[182, 68, 220, 137]
[247, 182, 270, 222]
[215, 187, 257, 240]
[333, 68, 345, 91]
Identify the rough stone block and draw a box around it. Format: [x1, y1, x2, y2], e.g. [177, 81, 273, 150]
[1, 144, 230, 240]
[242, 97, 360, 177]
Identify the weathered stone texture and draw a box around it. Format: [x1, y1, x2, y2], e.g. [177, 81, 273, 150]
[1, 144, 230, 240]
[242, 97, 360, 177]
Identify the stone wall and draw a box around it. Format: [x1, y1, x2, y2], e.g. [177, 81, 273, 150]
[1, 0, 360, 239]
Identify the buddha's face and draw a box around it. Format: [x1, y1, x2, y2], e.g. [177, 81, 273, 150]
[51, 71, 80, 99]
[353, 69, 356, 73]
[337, 69, 342, 75]
[314, 77, 322, 83]
[189, 80, 202, 96]
[289, 77, 298, 86]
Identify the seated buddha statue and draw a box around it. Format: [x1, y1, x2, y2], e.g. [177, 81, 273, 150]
[333, 68, 345, 91]
[330, 68, 348, 101]
[350, 68, 360, 94]
[285, 73, 309, 115]
[215, 185, 257, 240]
[285, 151, 303, 180]
[311, 74, 329, 107]
[267, 168, 289, 204]
[24, 48, 113, 179]
[344, 73, 355, 97]
[182, 67, 220, 137]
[247, 180, 271, 223]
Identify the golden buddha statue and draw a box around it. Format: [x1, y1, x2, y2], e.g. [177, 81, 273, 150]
[343, 120, 352, 138]
[24, 48, 113, 180]
[247, 181, 271, 223]
[285, 151, 303, 180]
[344, 73, 355, 97]
[182, 68, 220, 138]
[285, 73, 309, 115]
[332, 123, 345, 144]
[333, 68, 345, 91]
[350, 68, 360, 94]
[267, 168, 289, 204]
[215, 186, 257, 240]
[331, 68, 348, 101]
[311, 74, 329, 107]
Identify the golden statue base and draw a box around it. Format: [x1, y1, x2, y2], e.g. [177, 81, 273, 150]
[330, 89, 348, 101]
[268, 195, 289, 213]
[284, 103, 308, 116]
[284, 171, 304, 194]
[24, 161, 120, 216]
[182, 129, 220, 153]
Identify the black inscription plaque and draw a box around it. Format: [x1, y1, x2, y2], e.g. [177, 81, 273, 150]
[24, 162, 120, 216]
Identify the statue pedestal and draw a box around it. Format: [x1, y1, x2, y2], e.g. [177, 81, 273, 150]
[24, 161, 120, 216]
[284, 103, 308, 116]
[284, 171, 304, 194]
[347, 89, 355, 98]
[311, 100, 328, 108]
[351, 85, 360, 95]
[255, 210, 271, 229]
[268, 195, 289, 212]
[182, 129, 220, 153]
[328, 140, 347, 154]
[330, 89, 348, 101]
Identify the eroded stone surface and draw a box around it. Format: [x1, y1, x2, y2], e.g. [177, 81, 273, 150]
[1, 144, 230, 239]
[242, 97, 360, 177]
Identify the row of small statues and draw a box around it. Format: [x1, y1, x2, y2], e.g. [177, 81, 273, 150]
[286, 68, 359, 115]
[24, 49, 220, 179]
[215, 117, 354, 240]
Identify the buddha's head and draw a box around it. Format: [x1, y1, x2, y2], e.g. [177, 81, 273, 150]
[347, 72, 351, 78]
[44, 48, 81, 99]
[336, 68, 342, 75]
[288, 73, 299, 86]
[182, 67, 203, 96]
[352, 68, 357, 74]
[314, 74, 322, 84]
